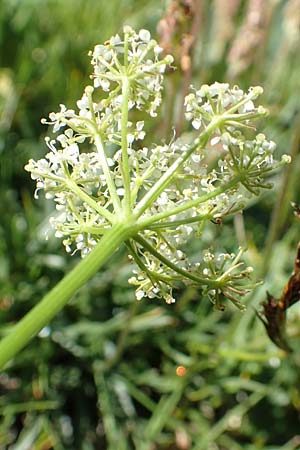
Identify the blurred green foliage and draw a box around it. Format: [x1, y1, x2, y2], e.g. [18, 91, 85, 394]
[0, 0, 300, 449]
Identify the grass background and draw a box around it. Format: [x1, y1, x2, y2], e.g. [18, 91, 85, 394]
[0, 0, 300, 449]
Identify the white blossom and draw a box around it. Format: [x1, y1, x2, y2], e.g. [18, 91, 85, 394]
[25, 28, 291, 308]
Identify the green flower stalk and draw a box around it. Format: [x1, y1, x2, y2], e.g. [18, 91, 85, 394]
[0, 26, 290, 370]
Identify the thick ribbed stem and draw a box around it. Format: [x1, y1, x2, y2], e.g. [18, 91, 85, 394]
[0, 222, 133, 370]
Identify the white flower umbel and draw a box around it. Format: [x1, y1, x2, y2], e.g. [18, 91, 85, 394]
[25, 27, 290, 310]
[0, 27, 293, 371]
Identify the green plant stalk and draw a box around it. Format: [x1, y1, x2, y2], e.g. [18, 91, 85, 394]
[135, 234, 219, 287]
[0, 222, 133, 370]
[0, 400, 60, 415]
[140, 380, 185, 450]
[93, 367, 129, 450]
[65, 177, 114, 222]
[120, 76, 131, 214]
[94, 132, 122, 212]
[193, 391, 264, 450]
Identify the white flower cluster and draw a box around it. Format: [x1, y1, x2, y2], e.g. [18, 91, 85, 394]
[25, 133, 110, 256]
[40, 27, 173, 146]
[131, 138, 241, 233]
[25, 28, 290, 309]
[217, 132, 286, 194]
[89, 26, 173, 117]
[123, 84, 289, 306]
[128, 236, 253, 309]
[184, 83, 266, 133]
[41, 86, 147, 148]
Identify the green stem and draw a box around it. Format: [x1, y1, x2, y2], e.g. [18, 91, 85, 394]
[103, 300, 140, 371]
[146, 213, 210, 230]
[140, 381, 185, 450]
[65, 178, 114, 223]
[225, 111, 267, 122]
[0, 222, 133, 370]
[193, 392, 264, 450]
[121, 76, 131, 214]
[225, 90, 264, 115]
[135, 234, 218, 288]
[93, 367, 128, 450]
[0, 400, 60, 415]
[94, 133, 122, 212]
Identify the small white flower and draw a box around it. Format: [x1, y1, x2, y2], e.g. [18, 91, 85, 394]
[239, 100, 254, 112]
[139, 29, 151, 42]
[157, 192, 169, 206]
[192, 118, 201, 130]
[211, 136, 220, 146]
[116, 188, 125, 196]
[136, 290, 145, 300]
[154, 45, 163, 55]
